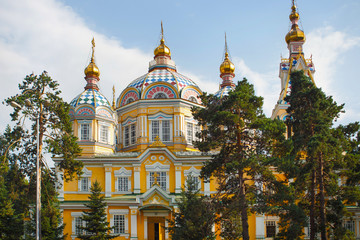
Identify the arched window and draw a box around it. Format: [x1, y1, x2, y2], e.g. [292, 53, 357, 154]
[188, 96, 198, 103]
[126, 98, 134, 104]
[154, 92, 167, 99]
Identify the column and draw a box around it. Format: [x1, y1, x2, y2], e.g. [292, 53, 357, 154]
[256, 215, 265, 239]
[104, 164, 112, 197]
[130, 206, 138, 239]
[175, 164, 182, 193]
[133, 164, 141, 194]
[55, 165, 64, 199]
[144, 216, 148, 240]
[165, 219, 169, 240]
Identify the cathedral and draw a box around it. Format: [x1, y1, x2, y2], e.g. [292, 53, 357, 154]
[53, 2, 359, 240]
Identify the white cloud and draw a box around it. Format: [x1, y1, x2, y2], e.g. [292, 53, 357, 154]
[0, 0, 153, 132]
[234, 58, 279, 117]
[306, 26, 360, 92]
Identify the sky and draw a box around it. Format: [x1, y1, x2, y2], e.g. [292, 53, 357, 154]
[1, 0, 360, 133]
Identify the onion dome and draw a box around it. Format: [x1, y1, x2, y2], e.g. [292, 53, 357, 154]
[154, 22, 171, 57]
[84, 38, 100, 78]
[70, 89, 111, 109]
[285, 2, 306, 44]
[220, 52, 235, 75]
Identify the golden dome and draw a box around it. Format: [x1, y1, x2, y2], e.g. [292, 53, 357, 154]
[285, 2, 306, 44]
[220, 52, 235, 74]
[154, 38, 171, 57]
[84, 38, 100, 78]
[285, 25, 306, 44]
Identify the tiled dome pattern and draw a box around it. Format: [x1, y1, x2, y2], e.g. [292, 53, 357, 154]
[126, 69, 199, 94]
[214, 85, 234, 98]
[70, 89, 111, 108]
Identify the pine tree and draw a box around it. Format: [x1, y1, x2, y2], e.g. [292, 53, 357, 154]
[275, 70, 360, 240]
[4, 71, 82, 180]
[192, 79, 285, 240]
[167, 176, 215, 240]
[78, 180, 115, 240]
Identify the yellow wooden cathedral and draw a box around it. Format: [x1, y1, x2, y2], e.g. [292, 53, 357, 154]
[53, 2, 359, 239]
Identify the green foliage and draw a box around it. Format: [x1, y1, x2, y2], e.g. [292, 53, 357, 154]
[78, 180, 115, 240]
[192, 79, 286, 240]
[167, 177, 215, 240]
[275, 70, 360, 239]
[4, 72, 82, 180]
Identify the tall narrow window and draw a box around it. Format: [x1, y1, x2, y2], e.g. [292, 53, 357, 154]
[162, 120, 170, 141]
[114, 215, 125, 234]
[100, 125, 108, 143]
[151, 121, 160, 141]
[131, 124, 136, 145]
[188, 176, 199, 191]
[80, 177, 89, 192]
[80, 124, 90, 141]
[187, 122, 193, 143]
[117, 177, 129, 192]
[75, 217, 84, 235]
[124, 126, 129, 147]
[194, 124, 200, 141]
[344, 220, 355, 234]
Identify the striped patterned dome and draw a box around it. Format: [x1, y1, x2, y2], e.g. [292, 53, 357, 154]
[117, 68, 202, 107]
[127, 69, 199, 93]
[70, 89, 111, 108]
[214, 85, 234, 98]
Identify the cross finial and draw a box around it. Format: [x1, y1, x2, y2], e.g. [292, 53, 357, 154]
[91, 37, 95, 62]
[161, 21, 164, 39]
[153, 172, 159, 186]
[112, 85, 116, 109]
[225, 32, 228, 56]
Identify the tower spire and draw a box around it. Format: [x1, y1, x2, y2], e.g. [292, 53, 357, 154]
[84, 38, 100, 90]
[219, 33, 235, 88]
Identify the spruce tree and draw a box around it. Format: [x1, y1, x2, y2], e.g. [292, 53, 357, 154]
[78, 180, 115, 240]
[192, 79, 285, 240]
[167, 176, 215, 240]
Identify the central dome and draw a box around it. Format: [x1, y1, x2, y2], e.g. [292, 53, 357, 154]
[117, 68, 202, 107]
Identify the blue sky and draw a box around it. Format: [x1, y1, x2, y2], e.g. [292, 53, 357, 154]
[1, 0, 360, 132]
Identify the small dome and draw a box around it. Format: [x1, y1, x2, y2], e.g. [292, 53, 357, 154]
[70, 88, 111, 108]
[154, 38, 171, 57]
[220, 53, 235, 75]
[285, 25, 306, 44]
[84, 60, 100, 78]
[214, 85, 234, 98]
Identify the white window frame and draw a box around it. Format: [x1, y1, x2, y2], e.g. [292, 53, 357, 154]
[78, 120, 92, 141]
[184, 167, 201, 190]
[122, 118, 137, 147]
[145, 162, 170, 192]
[109, 209, 129, 236]
[78, 167, 92, 192]
[185, 118, 200, 145]
[114, 167, 132, 193]
[71, 212, 87, 236]
[98, 121, 110, 144]
[266, 220, 276, 238]
[149, 113, 173, 142]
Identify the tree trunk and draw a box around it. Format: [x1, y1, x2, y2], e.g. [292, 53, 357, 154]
[318, 152, 327, 240]
[310, 168, 316, 240]
[239, 173, 250, 240]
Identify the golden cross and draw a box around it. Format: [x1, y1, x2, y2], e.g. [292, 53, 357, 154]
[91, 37, 95, 61]
[153, 172, 159, 186]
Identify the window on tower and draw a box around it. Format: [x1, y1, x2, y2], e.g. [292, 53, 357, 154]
[80, 123, 90, 141]
[151, 120, 171, 142]
[123, 123, 136, 147]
